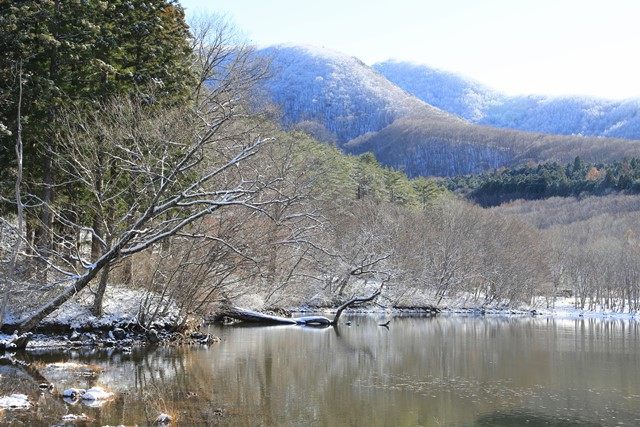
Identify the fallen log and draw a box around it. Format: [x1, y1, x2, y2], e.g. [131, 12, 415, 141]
[222, 287, 382, 327]
[223, 307, 333, 326]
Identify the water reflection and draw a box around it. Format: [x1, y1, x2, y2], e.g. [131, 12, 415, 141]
[1, 316, 639, 426]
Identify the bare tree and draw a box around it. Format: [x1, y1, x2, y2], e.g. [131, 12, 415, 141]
[10, 87, 275, 332]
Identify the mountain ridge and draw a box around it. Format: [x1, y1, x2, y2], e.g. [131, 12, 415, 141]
[373, 60, 640, 140]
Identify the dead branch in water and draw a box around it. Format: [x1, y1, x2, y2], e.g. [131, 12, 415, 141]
[223, 287, 382, 327]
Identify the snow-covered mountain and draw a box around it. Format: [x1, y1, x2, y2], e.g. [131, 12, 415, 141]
[255, 45, 458, 143]
[255, 45, 640, 177]
[374, 60, 640, 140]
[373, 60, 504, 122]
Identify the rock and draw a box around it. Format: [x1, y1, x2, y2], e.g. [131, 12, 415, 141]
[62, 388, 86, 399]
[81, 387, 113, 401]
[155, 413, 172, 425]
[62, 413, 90, 422]
[146, 329, 160, 344]
[189, 331, 206, 340]
[102, 339, 116, 347]
[11, 332, 32, 349]
[0, 332, 33, 349]
[69, 330, 82, 341]
[199, 334, 220, 345]
[112, 328, 126, 340]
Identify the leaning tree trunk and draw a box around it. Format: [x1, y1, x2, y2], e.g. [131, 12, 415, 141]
[222, 287, 382, 327]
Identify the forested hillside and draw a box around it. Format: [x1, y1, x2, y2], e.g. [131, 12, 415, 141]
[373, 60, 502, 121]
[375, 60, 640, 140]
[493, 194, 640, 311]
[447, 156, 640, 206]
[345, 116, 640, 177]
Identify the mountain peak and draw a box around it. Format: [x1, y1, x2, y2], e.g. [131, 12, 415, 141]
[256, 45, 455, 143]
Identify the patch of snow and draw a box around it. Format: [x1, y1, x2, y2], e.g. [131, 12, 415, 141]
[40, 283, 181, 331]
[533, 297, 639, 320]
[50, 362, 86, 370]
[0, 394, 30, 409]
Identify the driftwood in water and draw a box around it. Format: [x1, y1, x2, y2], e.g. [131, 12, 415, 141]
[223, 288, 382, 327]
[223, 307, 332, 326]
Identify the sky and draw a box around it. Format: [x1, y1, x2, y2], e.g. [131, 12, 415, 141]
[179, 0, 640, 100]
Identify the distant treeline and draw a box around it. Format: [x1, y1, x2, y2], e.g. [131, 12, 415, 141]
[446, 157, 640, 206]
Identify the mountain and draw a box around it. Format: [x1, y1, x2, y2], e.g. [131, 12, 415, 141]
[374, 60, 640, 140]
[255, 45, 458, 143]
[256, 45, 640, 177]
[372, 60, 504, 121]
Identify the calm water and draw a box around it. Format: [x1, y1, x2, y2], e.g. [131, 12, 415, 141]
[2, 315, 640, 426]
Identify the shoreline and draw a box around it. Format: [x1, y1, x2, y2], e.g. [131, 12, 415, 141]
[3, 304, 638, 351]
[291, 305, 640, 321]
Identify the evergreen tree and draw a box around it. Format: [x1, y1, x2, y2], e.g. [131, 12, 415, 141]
[0, 0, 195, 256]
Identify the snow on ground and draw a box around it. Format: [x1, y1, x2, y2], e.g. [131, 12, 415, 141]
[0, 394, 30, 409]
[297, 284, 640, 320]
[435, 293, 639, 320]
[533, 297, 639, 320]
[40, 284, 181, 329]
[62, 413, 90, 422]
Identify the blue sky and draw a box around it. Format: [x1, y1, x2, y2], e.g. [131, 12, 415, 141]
[180, 0, 640, 99]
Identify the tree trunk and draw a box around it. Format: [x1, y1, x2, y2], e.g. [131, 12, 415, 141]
[1, 61, 24, 329]
[91, 215, 102, 262]
[36, 0, 61, 274]
[91, 263, 111, 316]
[16, 239, 122, 333]
[222, 287, 382, 327]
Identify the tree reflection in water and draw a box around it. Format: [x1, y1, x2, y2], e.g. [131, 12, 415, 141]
[0, 316, 639, 426]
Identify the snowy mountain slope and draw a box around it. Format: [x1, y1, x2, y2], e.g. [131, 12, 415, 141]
[255, 45, 459, 143]
[481, 96, 640, 139]
[373, 60, 505, 121]
[374, 60, 640, 140]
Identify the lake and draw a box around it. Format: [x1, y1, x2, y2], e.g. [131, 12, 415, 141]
[2, 315, 640, 426]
